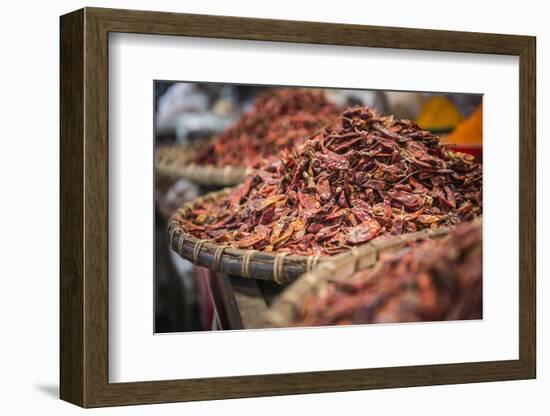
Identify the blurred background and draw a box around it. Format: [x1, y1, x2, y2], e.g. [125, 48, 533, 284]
[153, 82, 482, 333]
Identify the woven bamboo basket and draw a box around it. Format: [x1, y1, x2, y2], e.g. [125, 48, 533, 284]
[155, 143, 253, 186]
[265, 219, 480, 327]
[167, 187, 474, 284]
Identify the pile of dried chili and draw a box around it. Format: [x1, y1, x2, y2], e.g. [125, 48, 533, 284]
[294, 220, 482, 326]
[176, 106, 482, 256]
[194, 88, 339, 167]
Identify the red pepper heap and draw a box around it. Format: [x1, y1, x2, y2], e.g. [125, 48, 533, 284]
[194, 88, 339, 167]
[177, 106, 482, 256]
[294, 220, 482, 326]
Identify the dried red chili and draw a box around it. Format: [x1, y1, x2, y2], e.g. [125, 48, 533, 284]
[176, 106, 482, 256]
[294, 220, 482, 326]
[194, 88, 339, 167]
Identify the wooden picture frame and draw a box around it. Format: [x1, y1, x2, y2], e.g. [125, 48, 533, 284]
[60, 7, 536, 408]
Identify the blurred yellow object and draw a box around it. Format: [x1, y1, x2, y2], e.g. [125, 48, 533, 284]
[443, 105, 482, 145]
[416, 96, 464, 130]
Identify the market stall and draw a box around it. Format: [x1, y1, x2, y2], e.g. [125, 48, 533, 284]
[153, 83, 483, 333]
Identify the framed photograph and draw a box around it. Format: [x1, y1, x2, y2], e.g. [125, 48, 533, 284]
[60, 7, 536, 408]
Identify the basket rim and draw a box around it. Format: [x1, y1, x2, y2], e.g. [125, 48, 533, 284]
[155, 142, 254, 186]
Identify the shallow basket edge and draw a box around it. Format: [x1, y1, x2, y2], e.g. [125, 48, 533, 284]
[155, 143, 253, 186]
[167, 187, 474, 285]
